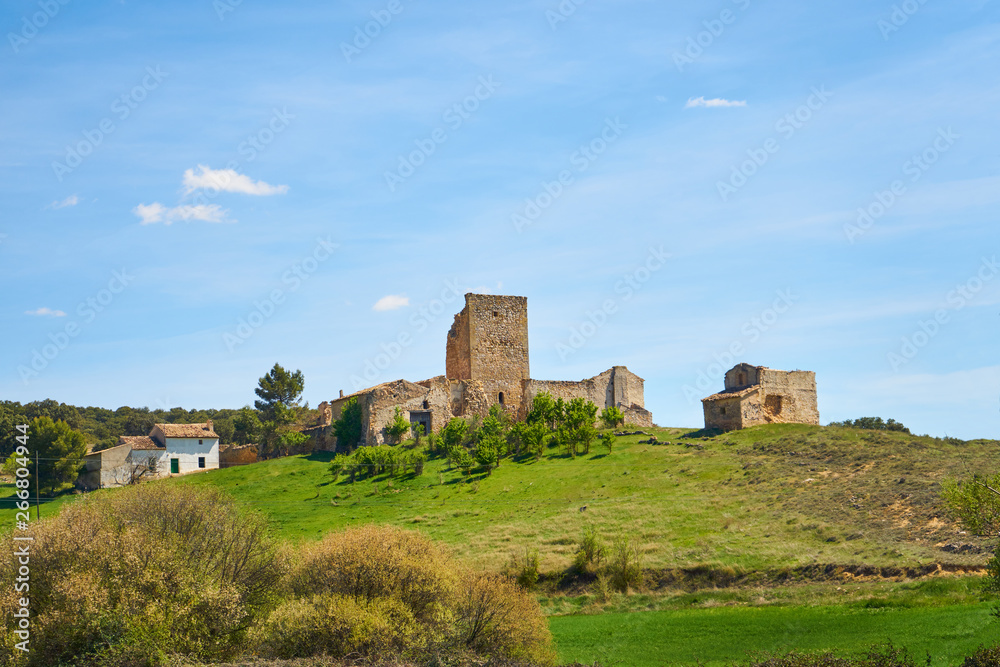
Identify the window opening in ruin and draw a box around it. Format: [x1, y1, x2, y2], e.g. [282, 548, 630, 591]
[492, 311, 499, 317]
[720, 407, 726, 415]
[738, 373, 745, 385]
[498, 392, 505, 405]
[765, 395, 783, 415]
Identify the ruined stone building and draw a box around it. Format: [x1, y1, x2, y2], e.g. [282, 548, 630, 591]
[316, 293, 652, 447]
[701, 363, 818, 431]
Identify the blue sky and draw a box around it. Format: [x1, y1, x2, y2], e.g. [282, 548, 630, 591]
[1, 0, 997, 438]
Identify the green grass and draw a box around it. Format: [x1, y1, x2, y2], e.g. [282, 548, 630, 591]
[3, 424, 997, 572]
[549, 602, 998, 666]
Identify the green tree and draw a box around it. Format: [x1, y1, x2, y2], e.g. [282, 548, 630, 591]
[440, 418, 468, 451]
[232, 406, 262, 446]
[600, 406, 625, 429]
[558, 398, 598, 456]
[385, 407, 410, 445]
[602, 432, 616, 454]
[254, 364, 305, 458]
[527, 392, 556, 429]
[522, 421, 549, 460]
[475, 435, 505, 473]
[28, 417, 87, 495]
[332, 397, 363, 452]
[213, 417, 235, 444]
[254, 363, 305, 424]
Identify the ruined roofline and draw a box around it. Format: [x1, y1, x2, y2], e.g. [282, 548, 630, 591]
[701, 385, 760, 402]
[524, 365, 644, 386]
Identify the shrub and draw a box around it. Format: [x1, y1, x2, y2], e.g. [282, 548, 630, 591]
[332, 396, 363, 451]
[827, 417, 909, 434]
[507, 547, 540, 590]
[600, 406, 625, 429]
[287, 524, 457, 626]
[253, 593, 418, 658]
[574, 525, 606, 572]
[602, 432, 616, 454]
[385, 406, 410, 444]
[0, 485, 283, 666]
[441, 418, 469, 450]
[606, 535, 643, 593]
[454, 572, 556, 666]
[283, 524, 555, 665]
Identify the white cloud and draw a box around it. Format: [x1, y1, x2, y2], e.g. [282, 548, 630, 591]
[684, 96, 747, 108]
[46, 194, 79, 209]
[26, 307, 66, 317]
[182, 165, 289, 196]
[373, 294, 410, 311]
[133, 202, 230, 225]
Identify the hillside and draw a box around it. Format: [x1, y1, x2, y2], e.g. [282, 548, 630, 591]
[22, 423, 992, 574]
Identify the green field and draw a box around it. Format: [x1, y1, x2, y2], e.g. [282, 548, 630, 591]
[550, 602, 998, 666]
[4, 423, 999, 664]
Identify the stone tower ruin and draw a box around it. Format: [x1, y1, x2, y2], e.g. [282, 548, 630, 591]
[446, 294, 530, 416]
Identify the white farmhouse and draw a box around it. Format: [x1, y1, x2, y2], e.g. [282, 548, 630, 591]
[78, 421, 220, 490]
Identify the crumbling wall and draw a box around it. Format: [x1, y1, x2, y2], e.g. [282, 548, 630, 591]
[725, 363, 761, 390]
[758, 369, 819, 425]
[220, 444, 259, 468]
[445, 306, 472, 380]
[702, 391, 755, 431]
[522, 366, 648, 423]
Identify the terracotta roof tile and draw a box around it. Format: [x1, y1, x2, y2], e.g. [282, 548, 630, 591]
[155, 423, 219, 439]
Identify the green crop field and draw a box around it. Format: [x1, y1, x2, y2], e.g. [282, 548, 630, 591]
[549, 602, 997, 666]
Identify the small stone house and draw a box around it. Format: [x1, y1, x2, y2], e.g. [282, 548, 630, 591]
[77, 421, 220, 490]
[701, 363, 819, 431]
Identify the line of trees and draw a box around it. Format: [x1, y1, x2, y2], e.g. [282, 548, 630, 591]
[328, 392, 628, 481]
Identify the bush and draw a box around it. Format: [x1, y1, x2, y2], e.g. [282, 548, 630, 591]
[253, 593, 418, 658]
[0, 485, 283, 666]
[454, 572, 556, 666]
[332, 396, 363, 451]
[605, 536, 643, 593]
[287, 524, 456, 626]
[385, 407, 410, 444]
[574, 526, 606, 572]
[827, 417, 909, 434]
[507, 547, 540, 590]
[599, 406, 625, 429]
[283, 524, 555, 665]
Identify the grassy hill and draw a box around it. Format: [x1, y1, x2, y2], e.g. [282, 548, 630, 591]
[13, 423, 995, 575]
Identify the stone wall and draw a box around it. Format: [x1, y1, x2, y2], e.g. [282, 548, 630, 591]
[220, 443, 259, 468]
[522, 366, 651, 426]
[445, 306, 472, 380]
[724, 363, 762, 390]
[758, 368, 819, 425]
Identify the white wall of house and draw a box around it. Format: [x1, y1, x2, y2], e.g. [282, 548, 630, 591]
[161, 437, 220, 475]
